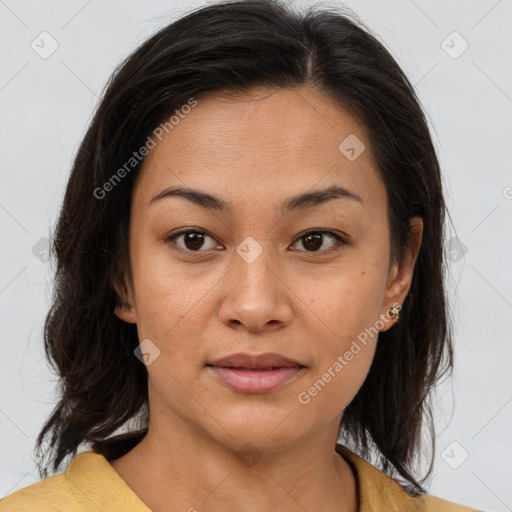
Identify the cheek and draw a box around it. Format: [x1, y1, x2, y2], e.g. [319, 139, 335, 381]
[130, 248, 220, 370]
[130, 250, 183, 335]
[296, 261, 387, 409]
[297, 353, 375, 420]
[304, 257, 389, 338]
[296, 309, 379, 419]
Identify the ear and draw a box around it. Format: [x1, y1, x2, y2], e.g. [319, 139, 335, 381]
[113, 272, 137, 324]
[379, 217, 423, 332]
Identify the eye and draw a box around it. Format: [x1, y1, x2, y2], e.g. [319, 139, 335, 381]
[166, 229, 222, 253]
[290, 230, 347, 254]
[166, 228, 348, 255]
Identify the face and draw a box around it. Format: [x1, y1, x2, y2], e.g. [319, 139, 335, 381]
[115, 85, 422, 453]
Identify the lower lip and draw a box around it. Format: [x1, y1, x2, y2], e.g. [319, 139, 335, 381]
[208, 366, 304, 393]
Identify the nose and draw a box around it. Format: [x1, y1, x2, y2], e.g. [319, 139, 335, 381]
[218, 242, 293, 333]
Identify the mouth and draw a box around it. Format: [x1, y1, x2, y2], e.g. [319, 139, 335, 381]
[207, 352, 305, 369]
[206, 352, 306, 393]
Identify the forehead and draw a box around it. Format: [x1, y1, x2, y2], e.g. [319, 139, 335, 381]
[134, 86, 385, 211]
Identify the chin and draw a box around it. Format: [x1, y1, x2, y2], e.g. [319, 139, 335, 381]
[200, 405, 310, 452]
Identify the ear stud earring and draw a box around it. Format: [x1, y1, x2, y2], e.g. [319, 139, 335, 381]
[389, 305, 400, 323]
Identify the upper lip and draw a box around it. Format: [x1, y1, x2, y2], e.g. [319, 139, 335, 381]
[207, 352, 305, 369]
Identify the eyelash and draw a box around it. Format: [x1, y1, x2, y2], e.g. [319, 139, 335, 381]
[165, 228, 348, 256]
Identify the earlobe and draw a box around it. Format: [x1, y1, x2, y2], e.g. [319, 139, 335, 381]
[114, 302, 137, 323]
[112, 272, 137, 324]
[379, 302, 402, 333]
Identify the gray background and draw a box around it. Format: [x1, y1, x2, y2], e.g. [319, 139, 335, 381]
[1, 1, 511, 510]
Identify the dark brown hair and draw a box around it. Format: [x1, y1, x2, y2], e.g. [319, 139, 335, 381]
[35, 0, 453, 496]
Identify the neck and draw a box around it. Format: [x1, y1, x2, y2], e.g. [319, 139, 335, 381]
[108, 424, 358, 512]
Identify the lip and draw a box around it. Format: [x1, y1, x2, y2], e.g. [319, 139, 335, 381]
[208, 352, 304, 369]
[206, 352, 306, 394]
[208, 366, 304, 393]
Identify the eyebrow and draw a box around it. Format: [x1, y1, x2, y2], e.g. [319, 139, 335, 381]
[149, 184, 363, 214]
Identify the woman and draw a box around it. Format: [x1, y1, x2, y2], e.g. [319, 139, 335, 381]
[0, 0, 479, 510]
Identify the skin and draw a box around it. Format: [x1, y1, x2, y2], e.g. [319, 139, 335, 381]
[111, 85, 423, 512]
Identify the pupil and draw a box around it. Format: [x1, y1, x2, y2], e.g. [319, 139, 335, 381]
[185, 232, 204, 250]
[303, 233, 322, 251]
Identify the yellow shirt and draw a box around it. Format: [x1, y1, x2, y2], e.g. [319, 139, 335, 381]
[0, 445, 480, 511]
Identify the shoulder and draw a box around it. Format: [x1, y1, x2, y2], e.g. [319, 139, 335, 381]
[0, 451, 108, 511]
[408, 494, 483, 511]
[336, 444, 481, 512]
[0, 473, 75, 511]
[0, 450, 150, 512]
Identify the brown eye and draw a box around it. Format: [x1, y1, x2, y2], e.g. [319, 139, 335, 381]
[291, 230, 347, 253]
[167, 230, 221, 252]
[182, 232, 206, 251]
[302, 233, 323, 251]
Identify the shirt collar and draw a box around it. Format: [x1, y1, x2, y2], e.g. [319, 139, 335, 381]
[336, 443, 417, 511]
[65, 450, 150, 511]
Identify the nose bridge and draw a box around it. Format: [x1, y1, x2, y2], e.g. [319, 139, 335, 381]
[233, 235, 277, 297]
[219, 235, 292, 331]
